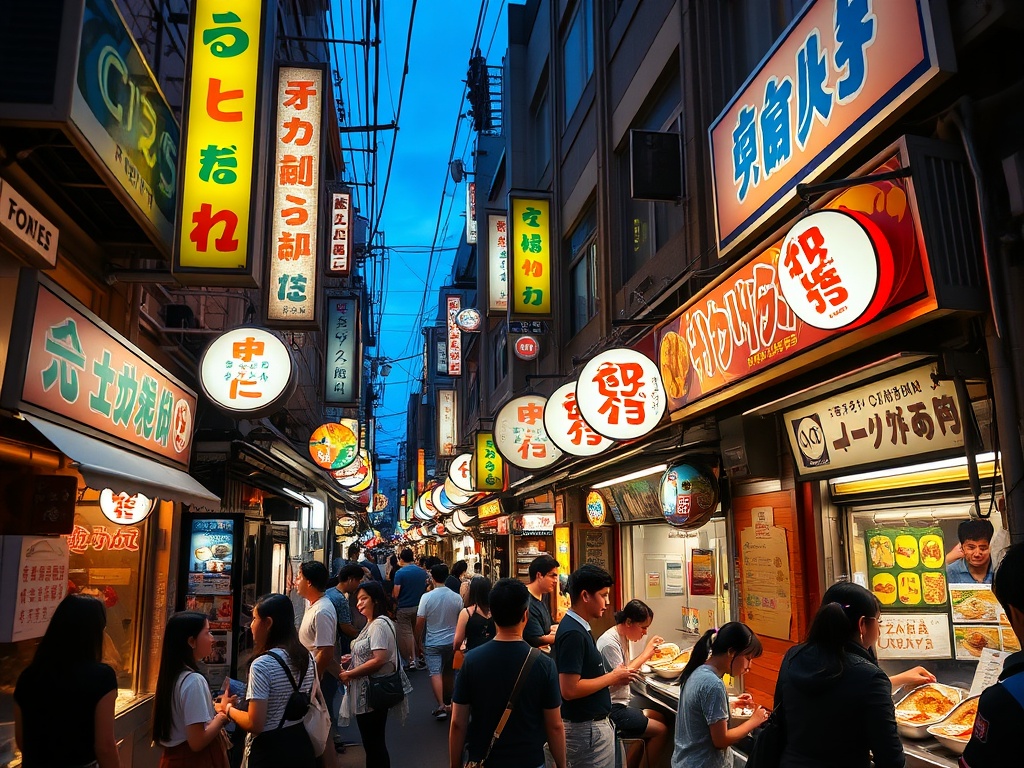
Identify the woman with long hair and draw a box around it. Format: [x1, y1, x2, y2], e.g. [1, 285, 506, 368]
[671, 622, 768, 768]
[774, 582, 904, 767]
[222, 594, 316, 768]
[15, 593, 120, 768]
[152, 612, 232, 768]
[596, 600, 670, 768]
[452, 575, 494, 653]
[338, 580, 411, 768]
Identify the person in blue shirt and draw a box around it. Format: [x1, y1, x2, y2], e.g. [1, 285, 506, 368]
[946, 519, 995, 584]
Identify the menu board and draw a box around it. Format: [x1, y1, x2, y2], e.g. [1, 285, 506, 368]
[866, 526, 947, 610]
[186, 518, 236, 685]
[877, 613, 953, 660]
[738, 524, 792, 640]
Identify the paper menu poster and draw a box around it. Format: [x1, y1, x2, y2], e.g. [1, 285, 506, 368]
[665, 560, 684, 595]
[954, 625, 1004, 660]
[739, 525, 792, 640]
[690, 549, 716, 595]
[866, 526, 947, 610]
[646, 571, 663, 600]
[969, 647, 1011, 696]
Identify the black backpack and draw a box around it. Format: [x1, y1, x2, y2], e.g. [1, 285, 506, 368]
[265, 651, 311, 725]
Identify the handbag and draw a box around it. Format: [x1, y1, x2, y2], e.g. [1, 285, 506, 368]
[367, 618, 406, 711]
[265, 651, 331, 757]
[464, 648, 539, 768]
[744, 703, 785, 768]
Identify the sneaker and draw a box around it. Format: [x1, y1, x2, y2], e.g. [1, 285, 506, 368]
[415, 659, 427, 670]
[406, 661, 417, 671]
[433, 706, 449, 721]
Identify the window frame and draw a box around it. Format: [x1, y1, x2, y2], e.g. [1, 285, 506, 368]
[567, 208, 598, 337]
[561, 0, 594, 126]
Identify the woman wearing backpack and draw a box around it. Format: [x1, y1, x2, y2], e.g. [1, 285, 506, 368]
[223, 594, 317, 768]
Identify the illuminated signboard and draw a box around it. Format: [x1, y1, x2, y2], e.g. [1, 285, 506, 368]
[487, 214, 509, 313]
[308, 422, 358, 470]
[325, 297, 361, 406]
[437, 389, 457, 458]
[448, 452, 475, 493]
[174, 0, 269, 284]
[99, 489, 154, 526]
[544, 382, 613, 457]
[267, 65, 323, 326]
[466, 182, 478, 244]
[199, 327, 295, 418]
[475, 431, 504, 491]
[329, 190, 353, 275]
[446, 295, 462, 376]
[709, 0, 951, 258]
[585, 491, 607, 527]
[509, 197, 551, 316]
[478, 499, 502, 520]
[493, 395, 562, 470]
[575, 348, 666, 441]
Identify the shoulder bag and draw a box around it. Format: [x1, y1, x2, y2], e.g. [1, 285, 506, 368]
[265, 651, 331, 757]
[367, 618, 406, 711]
[464, 648, 540, 768]
[744, 703, 785, 768]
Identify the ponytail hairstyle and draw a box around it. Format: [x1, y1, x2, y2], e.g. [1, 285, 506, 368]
[805, 581, 881, 658]
[679, 621, 763, 687]
[152, 611, 208, 743]
[614, 599, 652, 626]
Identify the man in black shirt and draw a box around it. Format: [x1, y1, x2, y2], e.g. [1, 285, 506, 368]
[962, 542, 1024, 768]
[555, 564, 637, 768]
[524, 554, 559, 650]
[450, 578, 566, 768]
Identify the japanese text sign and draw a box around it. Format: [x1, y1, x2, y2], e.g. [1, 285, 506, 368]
[330, 191, 353, 274]
[437, 389, 457, 457]
[478, 498, 503, 520]
[448, 452, 475, 493]
[267, 65, 323, 324]
[325, 298, 360, 405]
[199, 326, 294, 418]
[13, 281, 197, 467]
[709, 0, 949, 257]
[0, 536, 70, 643]
[509, 197, 551, 315]
[475, 431, 505, 491]
[466, 182, 478, 244]
[575, 348, 666, 441]
[544, 382, 614, 457]
[785, 363, 964, 478]
[877, 613, 952, 660]
[487, 214, 509, 313]
[99, 489, 154, 525]
[446, 295, 462, 376]
[174, 0, 268, 282]
[516, 513, 555, 535]
[494, 395, 563, 470]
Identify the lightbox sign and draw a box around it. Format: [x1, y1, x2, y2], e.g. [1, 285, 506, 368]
[784, 362, 965, 479]
[437, 389, 457, 457]
[333, 449, 369, 487]
[487, 214, 509, 313]
[99, 489, 154, 525]
[660, 464, 720, 529]
[308, 422, 358, 470]
[709, 0, 951, 257]
[493, 395, 563, 470]
[329, 191, 353, 274]
[446, 295, 462, 376]
[325, 298, 360, 406]
[575, 349, 666, 441]
[455, 308, 482, 332]
[544, 382, 613, 457]
[174, 0, 269, 284]
[509, 197, 551, 315]
[478, 499, 503, 520]
[448, 453, 475, 493]
[475, 431, 504, 491]
[585, 491, 607, 527]
[199, 327, 295, 418]
[466, 182, 478, 244]
[267, 65, 324, 325]
[0, 179, 59, 269]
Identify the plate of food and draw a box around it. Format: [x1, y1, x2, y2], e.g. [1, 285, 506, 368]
[951, 590, 1000, 623]
[729, 695, 755, 723]
[895, 683, 964, 739]
[926, 695, 979, 755]
[955, 626, 1001, 659]
[648, 643, 681, 666]
[647, 644, 692, 680]
[869, 535, 895, 569]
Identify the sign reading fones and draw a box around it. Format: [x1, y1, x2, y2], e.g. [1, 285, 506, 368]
[487, 214, 509, 313]
[329, 191, 353, 274]
[544, 383, 613, 457]
[0, 179, 59, 268]
[325, 298, 360, 405]
[199, 327, 294, 418]
[709, 0, 951, 257]
[174, 0, 268, 284]
[437, 389, 457, 457]
[509, 197, 551, 315]
[494, 395, 562, 470]
[267, 65, 323, 325]
[475, 431, 504, 491]
[446, 295, 462, 376]
[576, 349, 666, 441]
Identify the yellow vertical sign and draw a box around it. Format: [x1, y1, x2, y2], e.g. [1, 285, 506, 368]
[475, 431, 504, 491]
[510, 197, 551, 315]
[174, 0, 264, 280]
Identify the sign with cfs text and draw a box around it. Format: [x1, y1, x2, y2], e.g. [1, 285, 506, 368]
[493, 395, 562, 470]
[877, 613, 952, 660]
[509, 197, 551, 315]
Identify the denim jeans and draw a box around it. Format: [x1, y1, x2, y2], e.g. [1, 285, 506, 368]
[563, 717, 616, 768]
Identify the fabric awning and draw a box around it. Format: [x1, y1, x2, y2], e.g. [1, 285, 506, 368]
[25, 415, 221, 509]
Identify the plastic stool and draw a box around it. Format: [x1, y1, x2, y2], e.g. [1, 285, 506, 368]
[618, 737, 649, 768]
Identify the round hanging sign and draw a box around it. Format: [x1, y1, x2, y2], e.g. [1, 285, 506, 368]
[544, 382, 614, 457]
[585, 490, 607, 527]
[455, 307, 483, 332]
[99, 489, 154, 525]
[443, 477, 473, 505]
[448, 453, 476, 493]
[513, 335, 540, 361]
[308, 423, 358, 470]
[199, 327, 296, 418]
[575, 348, 666, 441]
[349, 462, 374, 494]
[431, 484, 455, 516]
[332, 450, 369, 487]
[493, 394, 563, 470]
[660, 463, 720, 529]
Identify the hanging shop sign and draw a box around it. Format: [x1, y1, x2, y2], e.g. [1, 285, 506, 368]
[436, 338, 449, 375]
[417, 448, 426, 493]
[99, 489, 154, 526]
[513, 335, 540, 361]
[0, 179, 59, 269]
[329, 190, 353, 275]
[431, 484, 454, 516]
[478, 499, 503, 520]
[494, 395, 563, 470]
[174, 0, 271, 283]
[449, 452, 476, 493]
[784, 363, 965, 479]
[513, 512, 555, 536]
[3, 277, 198, 468]
[575, 348, 666, 441]
[474, 431, 505, 491]
[446, 294, 463, 376]
[660, 463, 720, 529]
[308, 422, 358, 470]
[437, 389, 457, 457]
[544, 382, 614, 457]
[325, 297, 361, 406]
[865, 526, 948, 611]
[487, 213, 509, 313]
[455, 308, 482, 332]
[348, 460, 374, 494]
[332, 449, 369, 487]
[585, 491, 607, 527]
[199, 326, 295, 419]
[444, 477, 473, 505]
[266, 64, 324, 326]
[509, 196, 552, 316]
[708, 0, 952, 258]
[466, 182, 478, 244]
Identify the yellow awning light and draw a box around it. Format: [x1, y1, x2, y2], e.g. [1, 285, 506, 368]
[829, 453, 999, 497]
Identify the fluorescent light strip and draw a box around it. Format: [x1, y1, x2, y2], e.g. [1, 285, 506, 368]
[591, 464, 668, 490]
[830, 453, 997, 485]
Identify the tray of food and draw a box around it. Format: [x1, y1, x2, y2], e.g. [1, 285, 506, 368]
[926, 695, 979, 755]
[729, 695, 755, 723]
[644, 643, 691, 680]
[895, 683, 965, 739]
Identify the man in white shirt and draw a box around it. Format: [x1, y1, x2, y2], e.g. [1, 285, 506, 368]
[296, 560, 338, 762]
[416, 563, 465, 720]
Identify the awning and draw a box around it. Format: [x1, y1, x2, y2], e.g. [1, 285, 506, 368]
[25, 415, 221, 509]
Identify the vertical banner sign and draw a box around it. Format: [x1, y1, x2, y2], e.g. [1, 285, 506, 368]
[446, 295, 462, 376]
[437, 389, 457, 457]
[329, 190, 352, 274]
[174, 0, 267, 285]
[267, 65, 323, 325]
[325, 297, 360, 405]
[417, 449, 426, 494]
[510, 197, 551, 315]
[466, 182, 478, 244]
[487, 214, 509, 313]
[475, 431, 504, 491]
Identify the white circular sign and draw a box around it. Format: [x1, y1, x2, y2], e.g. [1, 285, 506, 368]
[431, 484, 455, 515]
[544, 382, 614, 457]
[792, 415, 828, 466]
[514, 335, 540, 361]
[443, 477, 473, 504]
[199, 327, 295, 417]
[778, 210, 881, 330]
[448, 453, 476, 493]
[575, 348, 666, 440]
[99, 489, 154, 525]
[415, 493, 434, 520]
[332, 450, 370, 487]
[455, 308, 482, 332]
[494, 395, 563, 470]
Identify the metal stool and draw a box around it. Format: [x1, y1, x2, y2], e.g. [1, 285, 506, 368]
[618, 737, 649, 768]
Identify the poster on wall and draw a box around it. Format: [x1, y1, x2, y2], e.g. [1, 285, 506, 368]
[199, 630, 232, 690]
[0, 536, 70, 642]
[665, 560, 684, 596]
[739, 524, 792, 640]
[949, 584, 1004, 624]
[866, 527, 947, 610]
[690, 549, 716, 596]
